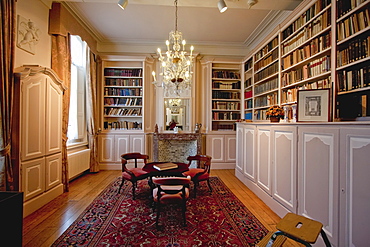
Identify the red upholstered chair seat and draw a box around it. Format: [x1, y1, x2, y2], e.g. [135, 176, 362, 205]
[182, 168, 209, 181]
[122, 168, 149, 180]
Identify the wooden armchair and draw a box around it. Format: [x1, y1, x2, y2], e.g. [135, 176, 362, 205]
[152, 176, 191, 228]
[183, 154, 212, 198]
[118, 153, 149, 200]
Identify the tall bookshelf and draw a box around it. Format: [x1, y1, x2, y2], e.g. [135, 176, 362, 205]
[253, 35, 280, 120]
[211, 63, 242, 131]
[244, 57, 253, 120]
[336, 0, 370, 119]
[102, 61, 144, 131]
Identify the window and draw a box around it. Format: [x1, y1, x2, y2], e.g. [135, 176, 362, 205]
[67, 35, 87, 145]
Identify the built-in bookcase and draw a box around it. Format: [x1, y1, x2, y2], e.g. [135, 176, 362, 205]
[280, 0, 332, 106]
[240, 0, 370, 121]
[253, 35, 279, 120]
[211, 63, 242, 130]
[244, 57, 253, 120]
[336, 0, 370, 119]
[102, 60, 144, 131]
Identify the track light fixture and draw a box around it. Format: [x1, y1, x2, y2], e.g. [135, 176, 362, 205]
[218, 0, 227, 13]
[118, 0, 128, 10]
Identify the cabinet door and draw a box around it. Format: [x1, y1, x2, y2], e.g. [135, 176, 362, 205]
[340, 128, 370, 247]
[272, 126, 297, 213]
[298, 127, 339, 247]
[257, 127, 271, 195]
[236, 126, 244, 172]
[45, 77, 63, 155]
[21, 76, 46, 161]
[22, 157, 45, 201]
[115, 135, 130, 162]
[244, 125, 256, 181]
[45, 153, 62, 191]
[206, 135, 225, 163]
[99, 135, 115, 162]
[225, 135, 236, 163]
[130, 134, 145, 154]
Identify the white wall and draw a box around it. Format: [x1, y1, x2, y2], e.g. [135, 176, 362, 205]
[15, 0, 51, 68]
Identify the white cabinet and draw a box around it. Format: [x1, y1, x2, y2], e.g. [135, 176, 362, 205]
[271, 126, 297, 213]
[206, 133, 236, 169]
[98, 133, 145, 169]
[339, 128, 370, 247]
[16, 66, 65, 216]
[298, 127, 339, 247]
[256, 127, 272, 195]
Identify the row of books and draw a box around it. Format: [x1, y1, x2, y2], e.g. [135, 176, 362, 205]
[104, 107, 142, 116]
[212, 70, 240, 79]
[104, 97, 142, 106]
[337, 36, 370, 67]
[105, 78, 142, 87]
[281, 56, 331, 87]
[337, 0, 369, 19]
[254, 37, 278, 61]
[254, 109, 268, 120]
[282, 0, 331, 40]
[254, 77, 279, 95]
[254, 61, 279, 82]
[104, 68, 142, 77]
[213, 112, 241, 120]
[104, 87, 142, 96]
[337, 7, 370, 42]
[212, 101, 240, 110]
[245, 99, 253, 109]
[282, 31, 331, 70]
[245, 78, 252, 88]
[103, 121, 142, 130]
[212, 81, 241, 89]
[254, 92, 278, 108]
[212, 91, 240, 99]
[254, 49, 279, 72]
[212, 122, 235, 131]
[282, 10, 331, 54]
[337, 65, 370, 92]
[245, 89, 253, 99]
[244, 59, 253, 71]
[281, 77, 331, 103]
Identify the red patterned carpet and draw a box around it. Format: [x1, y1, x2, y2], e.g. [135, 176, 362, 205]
[52, 177, 268, 246]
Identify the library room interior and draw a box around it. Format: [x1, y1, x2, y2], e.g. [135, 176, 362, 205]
[1, 0, 369, 246]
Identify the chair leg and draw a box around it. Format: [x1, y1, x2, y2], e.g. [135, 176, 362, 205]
[132, 181, 137, 200]
[118, 178, 125, 194]
[182, 201, 187, 227]
[207, 179, 212, 193]
[156, 203, 161, 229]
[193, 182, 198, 198]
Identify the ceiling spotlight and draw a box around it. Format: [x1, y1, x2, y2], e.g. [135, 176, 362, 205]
[218, 0, 227, 13]
[118, 0, 128, 10]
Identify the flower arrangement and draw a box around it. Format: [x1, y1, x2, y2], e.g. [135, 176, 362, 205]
[266, 105, 285, 119]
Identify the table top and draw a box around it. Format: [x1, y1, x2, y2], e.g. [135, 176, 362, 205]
[143, 162, 189, 175]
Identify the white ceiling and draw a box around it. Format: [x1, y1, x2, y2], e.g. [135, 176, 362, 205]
[59, 0, 303, 55]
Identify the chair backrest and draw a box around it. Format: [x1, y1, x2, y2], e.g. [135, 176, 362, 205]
[152, 176, 191, 198]
[187, 154, 212, 173]
[121, 152, 149, 168]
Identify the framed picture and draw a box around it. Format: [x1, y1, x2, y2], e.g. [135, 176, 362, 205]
[297, 89, 330, 122]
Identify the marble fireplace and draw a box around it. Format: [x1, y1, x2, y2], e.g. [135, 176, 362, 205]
[152, 132, 204, 164]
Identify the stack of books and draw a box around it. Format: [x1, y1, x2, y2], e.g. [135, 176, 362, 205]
[153, 163, 178, 171]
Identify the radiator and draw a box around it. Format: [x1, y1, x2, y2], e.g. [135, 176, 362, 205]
[68, 149, 91, 179]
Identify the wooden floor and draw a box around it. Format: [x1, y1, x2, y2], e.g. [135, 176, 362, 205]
[23, 169, 300, 247]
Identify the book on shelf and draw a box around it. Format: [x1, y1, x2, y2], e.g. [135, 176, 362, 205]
[153, 162, 178, 171]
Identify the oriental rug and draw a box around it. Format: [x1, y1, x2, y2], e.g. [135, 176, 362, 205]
[52, 177, 268, 246]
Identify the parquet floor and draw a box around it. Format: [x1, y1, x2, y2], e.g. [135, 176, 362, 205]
[23, 169, 300, 246]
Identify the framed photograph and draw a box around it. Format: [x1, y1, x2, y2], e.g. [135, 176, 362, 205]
[297, 89, 330, 122]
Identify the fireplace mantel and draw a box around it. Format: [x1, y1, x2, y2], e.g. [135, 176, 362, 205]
[152, 132, 204, 163]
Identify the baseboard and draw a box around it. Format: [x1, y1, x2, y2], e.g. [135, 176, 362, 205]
[23, 184, 64, 217]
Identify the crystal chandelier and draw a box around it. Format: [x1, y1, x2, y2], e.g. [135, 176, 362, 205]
[152, 0, 194, 97]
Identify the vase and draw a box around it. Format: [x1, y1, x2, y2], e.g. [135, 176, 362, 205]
[270, 117, 280, 123]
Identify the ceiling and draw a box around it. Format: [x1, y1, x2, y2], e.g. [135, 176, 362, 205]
[58, 0, 303, 56]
